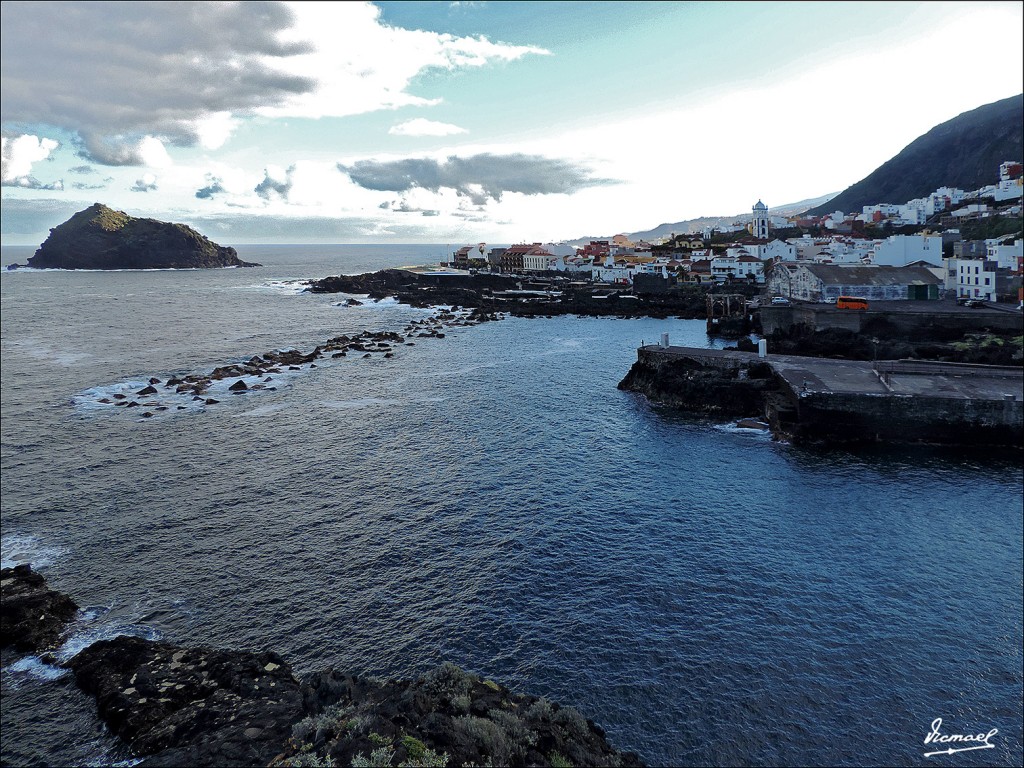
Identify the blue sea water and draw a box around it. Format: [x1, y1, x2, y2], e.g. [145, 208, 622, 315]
[1, 244, 1021, 767]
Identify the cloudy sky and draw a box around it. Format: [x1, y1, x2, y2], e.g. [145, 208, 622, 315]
[2, 1, 1022, 245]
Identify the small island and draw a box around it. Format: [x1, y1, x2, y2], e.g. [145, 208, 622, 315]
[15, 203, 259, 270]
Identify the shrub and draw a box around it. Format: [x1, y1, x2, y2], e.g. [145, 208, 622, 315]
[525, 698, 554, 722]
[553, 707, 590, 742]
[549, 753, 573, 768]
[399, 747, 449, 768]
[454, 715, 511, 765]
[352, 746, 396, 768]
[489, 709, 537, 750]
[284, 752, 336, 768]
[423, 663, 474, 698]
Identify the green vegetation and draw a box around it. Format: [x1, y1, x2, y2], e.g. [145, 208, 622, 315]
[90, 205, 131, 232]
[550, 753, 573, 768]
[351, 746, 397, 768]
[958, 215, 1023, 241]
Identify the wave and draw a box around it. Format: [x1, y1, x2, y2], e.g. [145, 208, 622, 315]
[0, 533, 67, 570]
[235, 279, 312, 295]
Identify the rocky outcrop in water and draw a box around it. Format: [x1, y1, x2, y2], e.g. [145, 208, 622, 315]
[617, 350, 779, 417]
[0, 564, 79, 653]
[23, 203, 259, 270]
[79, 307, 502, 417]
[69, 636, 304, 767]
[66, 635, 642, 768]
[280, 663, 643, 768]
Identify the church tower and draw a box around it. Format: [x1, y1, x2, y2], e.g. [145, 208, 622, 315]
[752, 200, 769, 239]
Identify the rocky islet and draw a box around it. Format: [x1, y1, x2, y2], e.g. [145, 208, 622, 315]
[14, 203, 260, 270]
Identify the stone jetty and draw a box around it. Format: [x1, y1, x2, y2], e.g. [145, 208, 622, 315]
[620, 344, 1024, 446]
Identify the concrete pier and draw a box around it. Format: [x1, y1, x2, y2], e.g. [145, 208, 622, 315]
[629, 345, 1024, 445]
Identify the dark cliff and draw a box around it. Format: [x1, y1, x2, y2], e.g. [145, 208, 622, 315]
[808, 93, 1023, 215]
[25, 203, 258, 270]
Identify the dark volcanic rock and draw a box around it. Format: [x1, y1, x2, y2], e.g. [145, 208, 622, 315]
[618, 352, 779, 417]
[0, 564, 78, 653]
[68, 636, 304, 767]
[278, 662, 643, 768]
[26, 203, 260, 270]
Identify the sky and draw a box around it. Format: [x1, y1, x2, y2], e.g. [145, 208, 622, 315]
[1, 1, 1022, 246]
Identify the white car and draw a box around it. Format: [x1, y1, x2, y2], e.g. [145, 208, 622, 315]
[770, 296, 790, 305]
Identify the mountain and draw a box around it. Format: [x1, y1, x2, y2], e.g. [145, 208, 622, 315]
[567, 192, 839, 246]
[23, 203, 259, 270]
[807, 94, 1023, 216]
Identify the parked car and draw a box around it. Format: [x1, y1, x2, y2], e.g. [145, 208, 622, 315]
[964, 299, 986, 308]
[770, 296, 790, 305]
[822, 297, 837, 304]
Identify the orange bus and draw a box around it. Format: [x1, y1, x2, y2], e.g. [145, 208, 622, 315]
[836, 296, 869, 310]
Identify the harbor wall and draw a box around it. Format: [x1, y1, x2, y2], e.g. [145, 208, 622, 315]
[759, 305, 1024, 336]
[623, 347, 1023, 446]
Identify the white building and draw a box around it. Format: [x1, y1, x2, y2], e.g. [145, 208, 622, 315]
[752, 200, 769, 239]
[986, 238, 1023, 269]
[787, 235, 831, 261]
[957, 259, 997, 301]
[898, 200, 929, 225]
[522, 249, 559, 272]
[872, 233, 943, 267]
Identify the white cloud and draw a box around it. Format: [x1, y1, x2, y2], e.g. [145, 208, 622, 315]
[1, 2, 314, 165]
[195, 112, 241, 150]
[130, 173, 158, 192]
[1, 134, 59, 182]
[389, 118, 469, 137]
[260, 2, 549, 119]
[0, 1, 546, 165]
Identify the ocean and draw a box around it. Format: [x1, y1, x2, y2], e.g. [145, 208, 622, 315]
[1, 244, 1021, 767]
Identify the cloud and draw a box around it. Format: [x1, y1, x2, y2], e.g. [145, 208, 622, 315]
[71, 181, 107, 190]
[1, 134, 59, 182]
[2, 175, 64, 190]
[78, 135, 173, 168]
[1, 1, 314, 165]
[265, 4, 550, 120]
[340, 153, 615, 205]
[254, 166, 295, 200]
[389, 118, 468, 137]
[195, 174, 227, 200]
[130, 173, 158, 192]
[69, 165, 95, 174]
[188, 212, 441, 242]
[1, 2, 547, 165]
[379, 199, 440, 216]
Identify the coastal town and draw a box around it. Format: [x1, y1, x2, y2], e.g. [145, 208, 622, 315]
[445, 160, 1024, 307]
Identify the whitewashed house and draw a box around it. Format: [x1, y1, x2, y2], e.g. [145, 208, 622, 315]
[872, 233, 943, 266]
[957, 259, 997, 301]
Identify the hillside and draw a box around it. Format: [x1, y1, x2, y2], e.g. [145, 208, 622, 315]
[567, 192, 838, 246]
[808, 94, 1023, 216]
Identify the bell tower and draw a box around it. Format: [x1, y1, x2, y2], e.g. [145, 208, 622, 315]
[752, 200, 769, 239]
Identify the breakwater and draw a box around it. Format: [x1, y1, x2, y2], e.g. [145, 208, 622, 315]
[620, 345, 1024, 446]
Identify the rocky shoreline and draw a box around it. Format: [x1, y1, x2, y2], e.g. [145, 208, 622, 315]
[307, 269, 756, 320]
[76, 305, 502, 418]
[2, 567, 642, 767]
